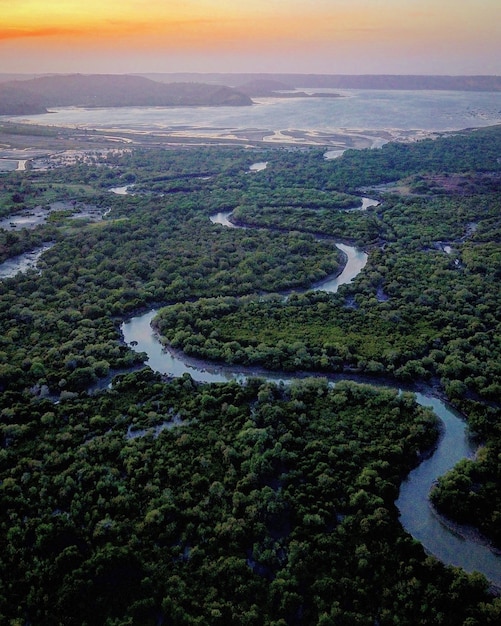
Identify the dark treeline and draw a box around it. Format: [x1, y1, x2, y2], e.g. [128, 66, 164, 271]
[0, 126, 501, 623]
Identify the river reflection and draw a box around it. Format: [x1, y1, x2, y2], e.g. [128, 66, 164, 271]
[313, 242, 367, 291]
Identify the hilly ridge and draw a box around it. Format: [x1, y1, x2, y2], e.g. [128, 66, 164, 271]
[0, 74, 252, 115]
[143, 73, 501, 92]
[2, 73, 499, 116]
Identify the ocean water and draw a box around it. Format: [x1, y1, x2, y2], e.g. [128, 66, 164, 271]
[7, 89, 501, 139]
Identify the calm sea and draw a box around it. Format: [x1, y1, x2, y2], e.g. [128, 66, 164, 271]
[6, 89, 501, 146]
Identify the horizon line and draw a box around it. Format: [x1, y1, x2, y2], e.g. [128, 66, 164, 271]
[1, 71, 501, 77]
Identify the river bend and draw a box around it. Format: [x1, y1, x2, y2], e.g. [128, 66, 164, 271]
[120, 207, 501, 587]
[121, 309, 501, 587]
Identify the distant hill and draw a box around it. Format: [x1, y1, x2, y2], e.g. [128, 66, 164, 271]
[235, 78, 342, 100]
[0, 74, 43, 83]
[237, 79, 294, 96]
[0, 84, 48, 115]
[0, 74, 252, 115]
[143, 73, 501, 92]
[2, 73, 499, 115]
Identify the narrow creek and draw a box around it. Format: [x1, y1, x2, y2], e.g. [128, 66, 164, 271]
[120, 207, 501, 588]
[0, 243, 54, 280]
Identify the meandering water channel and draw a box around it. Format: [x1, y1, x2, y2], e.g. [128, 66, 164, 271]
[121, 207, 501, 588]
[2, 145, 499, 585]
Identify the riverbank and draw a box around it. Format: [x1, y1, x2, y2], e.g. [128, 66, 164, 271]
[0, 201, 108, 231]
[120, 306, 501, 588]
[0, 242, 54, 279]
[118, 205, 501, 588]
[428, 506, 501, 593]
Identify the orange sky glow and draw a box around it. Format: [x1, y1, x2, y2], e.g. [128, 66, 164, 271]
[1, 1, 500, 75]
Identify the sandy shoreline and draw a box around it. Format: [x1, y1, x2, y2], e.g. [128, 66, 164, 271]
[1, 113, 444, 151]
[87, 125, 437, 149]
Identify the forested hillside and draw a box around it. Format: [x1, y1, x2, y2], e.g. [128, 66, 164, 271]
[0, 74, 252, 115]
[145, 73, 501, 92]
[0, 125, 500, 624]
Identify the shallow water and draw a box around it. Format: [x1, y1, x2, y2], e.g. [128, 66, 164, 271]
[0, 243, 54, 279]
[397, 394, 501, 587]
[9, 90, 501, 144]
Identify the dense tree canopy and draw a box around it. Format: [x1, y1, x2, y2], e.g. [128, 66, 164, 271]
[0, 124, 500, 623]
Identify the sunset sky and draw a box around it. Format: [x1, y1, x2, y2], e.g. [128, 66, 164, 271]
[1, 0, 500, 75]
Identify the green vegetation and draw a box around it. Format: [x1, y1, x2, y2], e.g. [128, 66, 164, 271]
[2, 371, 499, 625]
[0, 126, 501, 623]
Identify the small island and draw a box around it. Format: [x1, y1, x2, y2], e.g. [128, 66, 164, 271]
[236, 78, 343, 99]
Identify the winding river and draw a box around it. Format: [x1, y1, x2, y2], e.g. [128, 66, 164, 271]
[121, 308, 501, 588]
[120, 208, 501, 588]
